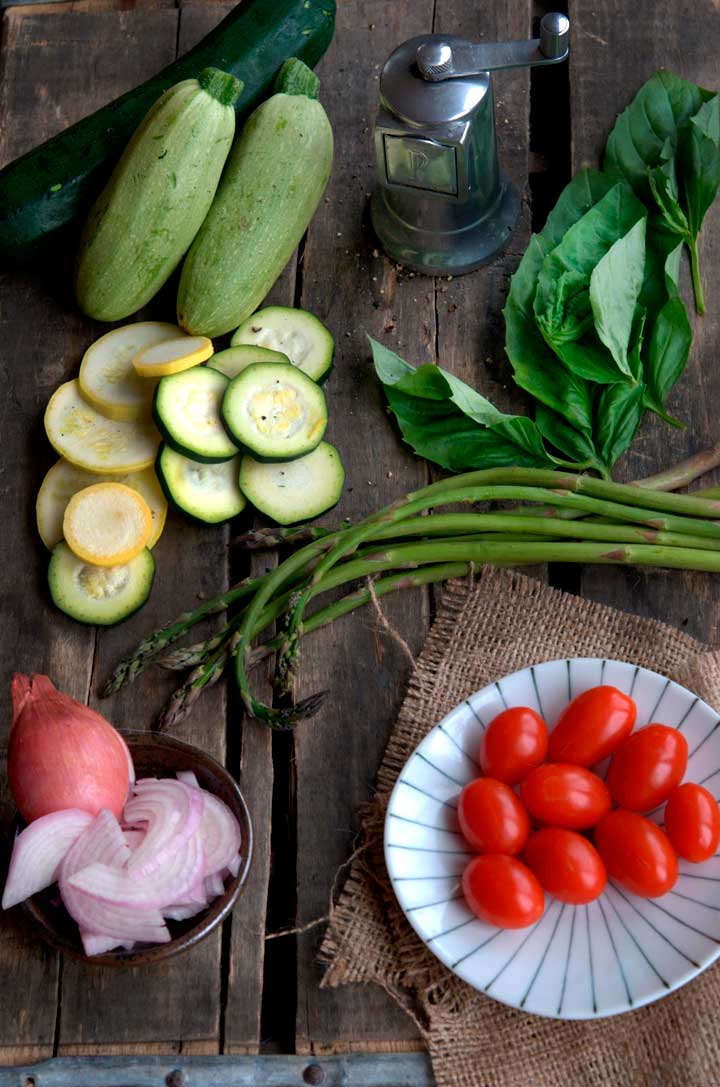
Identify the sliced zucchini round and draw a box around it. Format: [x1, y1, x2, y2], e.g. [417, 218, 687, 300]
[156, 444, 246, 524]
[78, 322, 182, 422]
[208, 344, 289, 380]
[153, 367, 238, 463]
[133, 335, 213, 378]
[222, 362, 327, 462]
[45, 380, 161, 473]
[231, 307, 334, 383]
[36, 460, 167, 551]
[63, 483, 152, 567]
[238, 441, 344, 525]
[48, 542, 155, 626]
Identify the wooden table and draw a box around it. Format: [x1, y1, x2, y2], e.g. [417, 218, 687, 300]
[0, 0, 718, 1083]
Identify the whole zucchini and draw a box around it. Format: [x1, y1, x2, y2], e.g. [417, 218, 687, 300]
[0, 0, 336, 265]
[76, 68, 241, 322]
[177, 59, 333, 338]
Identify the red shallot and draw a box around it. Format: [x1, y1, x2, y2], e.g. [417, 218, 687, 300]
[8, 674, 131, 823]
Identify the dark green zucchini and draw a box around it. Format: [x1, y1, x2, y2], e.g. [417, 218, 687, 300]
[0, 0, 336, 265]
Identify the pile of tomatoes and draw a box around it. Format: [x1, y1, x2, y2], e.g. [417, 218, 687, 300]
[460, 685, 720, 929]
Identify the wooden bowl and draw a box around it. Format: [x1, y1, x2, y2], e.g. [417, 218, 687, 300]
[20, 731, 253, 967]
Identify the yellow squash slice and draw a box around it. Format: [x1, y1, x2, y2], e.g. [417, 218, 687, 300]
[36, 459, 167, 550]
[132, 335, 213, 377]
[79, 322, 183, 421]
[63, 483, 152, 567]
[45, 380, 160, 473]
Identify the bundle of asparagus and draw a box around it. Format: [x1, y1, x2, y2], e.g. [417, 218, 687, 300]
[103, 452, 720, 732]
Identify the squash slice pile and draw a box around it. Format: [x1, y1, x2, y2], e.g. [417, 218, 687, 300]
[40, 310, 342, 626]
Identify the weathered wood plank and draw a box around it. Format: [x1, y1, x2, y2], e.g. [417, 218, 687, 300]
[12, 3, 231, 1052]
[224, 260, 298, 1056]
[0, 2, 186, 1059]
[292, 0, 440, 1054]
[0, 1051, 435, 1086]
[569, 0, 720, 641]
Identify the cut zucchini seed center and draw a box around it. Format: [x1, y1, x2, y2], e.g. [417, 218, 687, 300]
[77, 563, 130, 600]
[247, 382, 307, 438]
[251, 327, 309, 367]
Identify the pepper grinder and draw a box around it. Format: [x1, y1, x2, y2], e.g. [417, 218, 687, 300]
[370, 13, 570, 275]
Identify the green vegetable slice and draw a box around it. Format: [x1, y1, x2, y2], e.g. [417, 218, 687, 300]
[221, 362, 328, 461]
[231, 307, 334, 382]
[156, 444, 245, 524]
[154, 367, 239, 463]
[238, 442, 344, 524]
[48, 542, 155, 626]
[208, 345, 289, 380]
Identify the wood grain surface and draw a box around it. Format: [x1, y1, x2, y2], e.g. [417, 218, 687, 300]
[1, 0, 719, 1069]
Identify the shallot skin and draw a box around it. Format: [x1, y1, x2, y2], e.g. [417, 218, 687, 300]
[8, 673, 130, 823]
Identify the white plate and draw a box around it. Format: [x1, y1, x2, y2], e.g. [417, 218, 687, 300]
[384, 658, 720, 1019]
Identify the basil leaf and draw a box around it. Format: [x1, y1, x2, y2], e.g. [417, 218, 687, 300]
[682, 95, 720, 236]
[552, 334, 633, 386]
[595, 381, 646, 474]
[604, 71, 708, 199]
[589, 215, 646, 377]
[638, 229, 691, 421]
[533, 183, 646, 357]
[503, 294, 595, 434]
[534, 404, 601, 470]
[503, 171, 618, 440]
[370, 338, 557, 472]
[604, 70, 720, 313]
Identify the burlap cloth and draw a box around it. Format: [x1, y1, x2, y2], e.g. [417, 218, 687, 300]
[321, 566, 720, 1087]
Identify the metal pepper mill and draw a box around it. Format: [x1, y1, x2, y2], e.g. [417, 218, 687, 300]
[370, 12, 570, 275]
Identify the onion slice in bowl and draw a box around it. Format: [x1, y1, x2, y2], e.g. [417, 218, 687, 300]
[198, 792, 242, 876]
[68, 833, 204, 908]
[58, 809, 168, 947]
[124, 779, 203, 877]
[2, 809, 93, 910]
[63, 888, 170, 944]
[205, 871, 225, 899]
[82, 932, 136, 956]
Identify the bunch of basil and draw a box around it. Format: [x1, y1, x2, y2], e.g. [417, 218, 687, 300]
[374, 71, 720, 480]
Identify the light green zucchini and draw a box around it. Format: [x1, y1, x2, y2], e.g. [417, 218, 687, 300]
[177, 59, 333, 338]
[75, 68, 242, 322]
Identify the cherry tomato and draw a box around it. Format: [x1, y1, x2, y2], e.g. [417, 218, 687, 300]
[607, 724, 688, 811]
[664, 782, 720, 862]
[457, 778, 530, 854]
[520, 763, 611, 829]
[480, 706, 549, 786]
[548, 685, 636, 766]
[462, 854, 545, 928]
[594, 809, 678, 897]
[523, 828, 607, 904]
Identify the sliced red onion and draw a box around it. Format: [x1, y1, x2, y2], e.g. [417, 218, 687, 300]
[124, 779, 203, 877]
[176, 770, 200, 789]
[163, 903, 203, 922]
[2, 809, 93, 910]
[198, 792, 241, 876]
[122, 828, 145, 851]
[173, 877, 207, 908]
[227, 854, 241, 880]
[205, 871, 225, 900]
[81, 931, 136, 956]
[62, 885, 169, 944]
[67, 834, 204, 909]
[59, 809, 130, 882]
[59, 810, 167, 942]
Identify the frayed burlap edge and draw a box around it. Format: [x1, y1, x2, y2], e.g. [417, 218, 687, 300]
[320, 567, 720, 1087]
